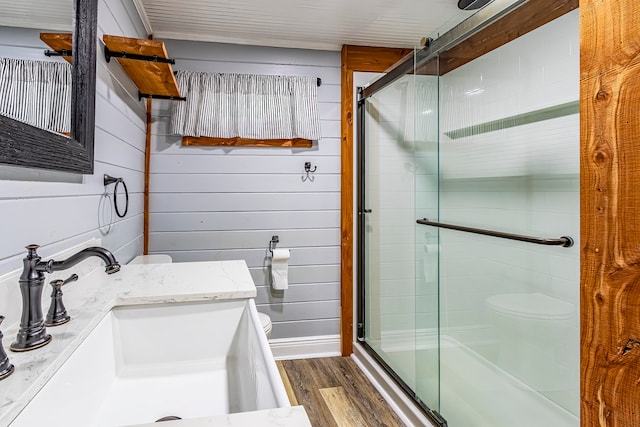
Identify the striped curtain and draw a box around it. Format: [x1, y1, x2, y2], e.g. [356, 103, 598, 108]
[171, 71, 321, 140]
[0, 57, 72, 133]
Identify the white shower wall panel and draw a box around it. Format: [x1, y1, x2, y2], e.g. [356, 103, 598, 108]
[148, 41, 341, 339]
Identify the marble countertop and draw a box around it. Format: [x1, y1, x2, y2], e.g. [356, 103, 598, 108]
[0, 259, 297, 427]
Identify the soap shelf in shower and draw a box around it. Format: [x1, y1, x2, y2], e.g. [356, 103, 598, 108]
[443, 100, 579, 140]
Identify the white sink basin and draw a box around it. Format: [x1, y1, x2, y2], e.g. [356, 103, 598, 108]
[10, 299, 288, 427]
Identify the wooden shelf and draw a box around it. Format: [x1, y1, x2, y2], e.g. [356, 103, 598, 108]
[40, 33, 73, 64]
[102, 35, 181, 98]
[182, 136, 313, 148]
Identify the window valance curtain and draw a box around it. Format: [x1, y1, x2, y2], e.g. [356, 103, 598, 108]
[171, 71, 321, 141]
[0, 57, 71, 133]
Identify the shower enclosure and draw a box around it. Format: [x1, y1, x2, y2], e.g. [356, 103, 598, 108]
[357, 3, 579, 426]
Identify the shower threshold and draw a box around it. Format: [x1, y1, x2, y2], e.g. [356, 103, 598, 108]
[357, 335, 578, 427]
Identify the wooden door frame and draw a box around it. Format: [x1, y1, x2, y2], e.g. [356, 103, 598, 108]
[340, 46, 412, 356]
[580, 0, 640, 425]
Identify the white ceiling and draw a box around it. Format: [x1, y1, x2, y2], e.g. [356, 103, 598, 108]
[137, 0, 476, 51]
[0, 0, 476, 51]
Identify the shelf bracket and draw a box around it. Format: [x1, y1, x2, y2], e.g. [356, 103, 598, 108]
[44, 49, 72, 58]
[104, 46, 176, 64]
[138, 91, 186, 101]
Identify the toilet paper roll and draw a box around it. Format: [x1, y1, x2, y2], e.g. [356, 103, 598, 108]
[271, 248, 290, 290]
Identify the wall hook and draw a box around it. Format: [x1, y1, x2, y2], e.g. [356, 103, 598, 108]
[303, 162, 317, 182]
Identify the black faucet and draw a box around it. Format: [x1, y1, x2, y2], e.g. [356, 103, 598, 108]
[0, 316, 14, 380]
[10, 244, 121, 352]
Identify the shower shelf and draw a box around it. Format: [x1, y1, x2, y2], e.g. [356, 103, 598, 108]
[443, 100, 579, 139]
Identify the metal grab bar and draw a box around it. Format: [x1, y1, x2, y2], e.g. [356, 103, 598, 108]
[416, 218, 574, 248]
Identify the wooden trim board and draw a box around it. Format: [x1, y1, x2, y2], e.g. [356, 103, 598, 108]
[438, 0, 578, 75]
[340, 46, 412, 357]
[182, 136, 312, 148]
[580, 0, 640, 425]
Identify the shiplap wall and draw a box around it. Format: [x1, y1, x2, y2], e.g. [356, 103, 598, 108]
[149, 41, 341, 339]
[0, 0, 146, 276]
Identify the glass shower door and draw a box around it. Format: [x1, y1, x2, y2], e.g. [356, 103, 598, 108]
[433, 10, 580, 427]
[360, 6, 579, 427]
[362, 69, 440, 414]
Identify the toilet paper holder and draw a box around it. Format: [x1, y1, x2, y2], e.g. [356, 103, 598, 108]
[268, 236, 279, 256]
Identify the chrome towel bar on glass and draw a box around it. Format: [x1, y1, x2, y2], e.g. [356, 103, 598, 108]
[416, 218, 574, 247]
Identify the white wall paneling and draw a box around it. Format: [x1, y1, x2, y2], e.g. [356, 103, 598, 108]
[150, 192, 339, 213]
[249, 265, 340, 286]
[150, 211, 339, 232]
[151, 173, 340, 194]
[150, 229, 338, 251]
[272, 319, 340, 339]
[161, 247, 339, 267]
[255, 282, 340, 305]
[151, 154, 340, 175]
[149, 41, 341, 339]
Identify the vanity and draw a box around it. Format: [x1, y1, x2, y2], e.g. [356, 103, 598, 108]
[0, 245, 310, 427]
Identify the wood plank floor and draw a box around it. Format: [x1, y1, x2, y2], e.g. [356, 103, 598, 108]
[277, 357, 406, 427]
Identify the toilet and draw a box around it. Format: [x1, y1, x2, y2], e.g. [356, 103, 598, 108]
[258, 312, 272, 339]
[485, 292, 574, 390]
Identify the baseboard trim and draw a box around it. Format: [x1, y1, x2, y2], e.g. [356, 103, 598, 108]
[270, 334, 341, 360]
[352, 343, 437, 427]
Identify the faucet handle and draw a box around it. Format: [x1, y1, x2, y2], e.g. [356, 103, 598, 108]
[0, 316, 15, 380]
[44, 274, 77, 327]
[50, 274, 79, 288]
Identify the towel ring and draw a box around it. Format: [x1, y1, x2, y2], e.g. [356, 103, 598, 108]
[104, 174, 129, 218]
